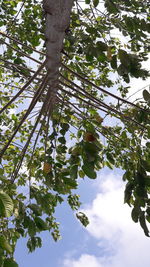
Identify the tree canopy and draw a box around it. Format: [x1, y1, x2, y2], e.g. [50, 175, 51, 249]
[0, 0, 150, 265]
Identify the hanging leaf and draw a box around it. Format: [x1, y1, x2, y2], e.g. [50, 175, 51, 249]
[27, 236, 42, 253]
[0, 191, 14, 217]
[58, 136, 66, 144]
[82, 163, 97, 179]
[93, 0, 99, 7]
[28, 204, 42, 216]
[34, 217, 48, 231]
[110, 55, 117, 69]
[139, 211, 149, 237]
[143, 89, 150, 102]
[0, 235, 13, 254]
[63, 177, 78, 188]
[118, 49, 130, 67]
[124, 182, 134, 205]
[70, 164, 78, 180]
[131, 206, 140, 223]
[76, 212, 89, 227]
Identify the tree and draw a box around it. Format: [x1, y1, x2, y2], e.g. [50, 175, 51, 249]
[0, 0, 150, 265]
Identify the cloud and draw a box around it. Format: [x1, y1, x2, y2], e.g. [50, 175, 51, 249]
[63, 254, 102, 267]
[62, 172, 150, 267]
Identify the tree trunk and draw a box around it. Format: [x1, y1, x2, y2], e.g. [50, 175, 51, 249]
[43, 0, 73, 111]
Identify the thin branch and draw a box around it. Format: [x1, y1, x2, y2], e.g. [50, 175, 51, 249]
[12, 0, 26, 22]
[11, 82, 55, 182]
[0, 82, 34, 94]
[59, 82, 147, 129]
[62, 63, 148, 113]
[60, 77, 111, 111]
[0, 60, 46, 114]
[58, 85, 108, 113]
[126, 84, 150, 100]
[0, 73, 49, 158]
[1, 39, 41, 64]
[0, 31, 45, 56]
[0, 58, 37, 75]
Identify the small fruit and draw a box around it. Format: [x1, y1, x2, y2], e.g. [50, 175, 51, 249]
[43, 162, 51, 174]
[107, 46, 112, 60]
[84, 132, 96, 142]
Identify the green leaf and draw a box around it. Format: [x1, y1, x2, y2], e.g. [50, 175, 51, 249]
[139, 211, 149, 237]
[143, 89, 150, 102]
[3, 258, 18, 267]
[105, 0, 118, 13]
[34, 217, 48, 231]
[68, 194, 81, 210]
[76, 212, 89, 227]
[51, 230, 61, 242]
[79, 170, 85, 178]
[0, 235, 13, 254]
[70, 165, 78, 180]
[141, 160, 150, 172]
[27, 236, 42, 252]
[144, 176, 150, 187]
[63, 177, 78, 188]
[96, 41, 108, 51]
[60, 123, 69, 132]
[110, 55, 117, 69]
[131, 206, 140, 223]
[118, 49, 130, 67]
[135, 171, 146, 186]
[84, 142, 98, 154]
[0, 169, 4, 175]
[124, 182, 134, 205]
[93, 0, 99, 7]
[106, 153, 115, 165]
[85, 0, 91, 4]
[0, 191, 14, 217]
[105, 161, 113, 169]
[28, 204, 42, 216]
[58, 137, 66, 144]
[82, 163, 96, 179]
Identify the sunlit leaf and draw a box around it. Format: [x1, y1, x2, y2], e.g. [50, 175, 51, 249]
[0, 191, 14, 217]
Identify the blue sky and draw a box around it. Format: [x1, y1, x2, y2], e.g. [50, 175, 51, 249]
[14, 166, 150, 267]
[14, 170, 99, 267]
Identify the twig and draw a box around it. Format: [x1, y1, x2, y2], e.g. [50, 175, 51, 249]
[62, 63, 149, 113]
[0, 73, 49, 158]
[0, 60, 46, 114]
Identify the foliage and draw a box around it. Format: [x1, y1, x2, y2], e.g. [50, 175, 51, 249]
[0, 0, 150, 264]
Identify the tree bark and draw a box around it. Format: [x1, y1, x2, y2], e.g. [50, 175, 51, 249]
[43, 0, 73, 110]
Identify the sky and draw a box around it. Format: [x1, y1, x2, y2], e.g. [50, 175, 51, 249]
[15, 167, 150, 267]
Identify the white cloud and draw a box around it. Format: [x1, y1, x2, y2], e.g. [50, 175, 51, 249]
[63, 254, 102, 267]
[62, 172, 150, 267]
